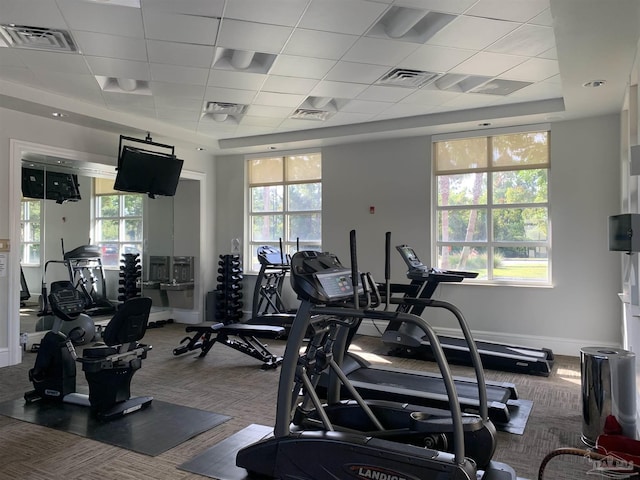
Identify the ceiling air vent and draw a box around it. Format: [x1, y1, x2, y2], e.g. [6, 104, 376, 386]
[290, 109, 334, 121]
[0, 24, 78, 52]
[204, 102, 247, 115]
[377, 68, 441, 88]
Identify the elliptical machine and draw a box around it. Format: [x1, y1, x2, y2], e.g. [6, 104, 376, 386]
[25, 281, 153, 421]
[236, 231, 519, 479]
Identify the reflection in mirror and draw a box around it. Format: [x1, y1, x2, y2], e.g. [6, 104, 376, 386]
[18, 155, 179, 336]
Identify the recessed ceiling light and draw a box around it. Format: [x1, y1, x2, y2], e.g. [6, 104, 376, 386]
[269, 146, 277, 150]
[583, 80, 606, 88]
[51, 112, 66, 117]
[196, 147, 206, 151]
[478, 122, 491, 127]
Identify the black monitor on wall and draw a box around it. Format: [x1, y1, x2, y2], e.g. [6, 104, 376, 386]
[609, 214, 640, 253]
[114, 145, 183, 198]
[22, 167, 82, 204]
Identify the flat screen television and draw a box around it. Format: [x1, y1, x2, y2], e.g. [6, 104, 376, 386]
[609, 214, 640, 252]
[22, 167, 81, 204]
[114, 146, 184, 198]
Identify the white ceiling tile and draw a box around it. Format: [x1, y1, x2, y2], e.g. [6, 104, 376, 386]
[442, 92, 496, 109]
[507, 77, 563, 101]
[299, 0, 389, 35]
[56, 0, 145, 38]
[393, 0, 476, 14]
[153, 95, 203, 110]
[0, 66, 39, 86]
[217, 19, 293, 54]
[147, 40, 214, 68]
[143, 10, 218, 45]
[156, 108, 201, 122]
[261, 76, 319, 95]
[427, 16, 519, 50]
[325, 61, 390, 83]
[246, 104, 295, 118]
[1, 0, 68, 29]
[208, 70, 267, 91]
[151, 63, 210, 85]
[0, 47, 27, 67]
[400, 87, 460, 105]
[538, 47, 557, 61]
[467, 0, 549, 23]
[86, 56, 151, 79]
[150, 82, 205, 99]
[140, 0, 224, 17]
[254, 91, 306, 107]
[322, 111, 375, 125]
[239, 115, 285, 127]
[73, 31, 148, 61]
[310, 81, 369, 98]
[357, 84, 414, 102]
[487, 25, 556, 57]
[278, 118, 326, 130]
[37, 72, 104, 100]
[343, 37, 419, 66]
[501, 57, 559, 82]
[449, 52, 527, 76]
[339, 99, 393, 114]
[376, 102, 442, 118]
[18, 50, 91, 75]
[399, 44, 475, 73]
[529, 8, 553, 27]
[105, 103, 157, 116]
[224, 0, 308, 26]
[102, 91, 155, 108]
[269, 55, 337, 79]
[283, 30, 359, 60]
[204, 87, 257, 104]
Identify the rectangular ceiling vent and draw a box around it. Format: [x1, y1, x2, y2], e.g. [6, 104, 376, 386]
[377, 68, 441, 88]
[290, 109, 334, 121]
[204, 102, 247, 115]
[0, 25, 78, 52]
[434, 74, 531, 96]
[469, 79, 533, 96]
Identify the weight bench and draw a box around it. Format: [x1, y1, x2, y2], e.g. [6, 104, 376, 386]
[173, 322, 285, 370]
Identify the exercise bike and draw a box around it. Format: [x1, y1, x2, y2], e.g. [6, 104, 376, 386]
[25, 281, 153, 421]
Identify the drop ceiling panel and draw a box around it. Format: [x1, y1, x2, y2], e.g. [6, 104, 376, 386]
[339, 99, 393, 114]
[254, 91, 306, 108]
[37, 72, 104, 102]
[1, 0, 68, 29]
[85, 56, 151, 80]
[155, 108, 201, 122]
[204, 87, 257, 105]
[342, 37, 419, 66]
[17, 49, 91, 75]
[502, 57, 559, 82]
[401, 87, 461, 106]
[102, 91, 155, 108]
[73, 31, 147, 62]
[246, 104, 295, 118]
[325, 61, 391, 84]
[310, 81, 369, 98]
[357, 84, 415, 102]
[283, 29, 359, 60]
[217, 19, 293, 53]
[261, 76, 319, 95]
[153, 95, 203, 110]
[56, 0, 145, 38]
[150, 82, 205, 99]
[239, 115, 284, 128]
[142, 10, 218, 45]
[139, 0, 225, 17]
[427, 15, 519, 50]
[529, 8, 553, 27]
[400, 44, 475, 72]
[487, 24, 556, 57]
[298, 0, 389, 35]
[223, 0, 309, 27]
[0, 66, 38, 86]
[450, 52, 527, 77]
[467, 0, 550, 23]
[146, 40, 215, 68]
[392, 0, 477, 15]
[208, 70, 267, 91]
[268, 55, 337, 79]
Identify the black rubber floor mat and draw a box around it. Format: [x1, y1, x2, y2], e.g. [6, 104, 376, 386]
[0, 397, 230, 456]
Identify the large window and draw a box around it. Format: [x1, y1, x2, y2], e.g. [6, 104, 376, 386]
[94, 178, 143, 267]
[20, 199, 41, 265]
[247, 153, 322, 271]
[433, 129, 550, 284]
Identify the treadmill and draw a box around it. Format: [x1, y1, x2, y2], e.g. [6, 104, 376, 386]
[382, 245, 555, 376]
[318, 235, 527, 432]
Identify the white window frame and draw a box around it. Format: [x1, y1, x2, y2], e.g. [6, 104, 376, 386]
[20, 199, 42, 266]
[93, 185, 144, 268]
[246, 151, 322, 273]
[432, 124, 552, 286]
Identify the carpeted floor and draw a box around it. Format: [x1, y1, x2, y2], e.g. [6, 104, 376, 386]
[0, 322, 588, 479]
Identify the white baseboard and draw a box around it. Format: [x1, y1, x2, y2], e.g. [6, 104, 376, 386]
[357, 320, 619, 357]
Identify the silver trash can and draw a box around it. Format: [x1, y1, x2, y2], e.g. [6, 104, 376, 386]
[581, 347, 636, 446]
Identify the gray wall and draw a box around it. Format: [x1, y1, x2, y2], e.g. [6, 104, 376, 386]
[224, 115, 622, 356]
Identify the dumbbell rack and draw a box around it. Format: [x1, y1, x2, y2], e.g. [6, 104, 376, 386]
[118, 253, 142, 302]
[215, 254, 243, 322]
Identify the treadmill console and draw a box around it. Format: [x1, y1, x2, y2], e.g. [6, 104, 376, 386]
[257, 245, 290, 267]
[290, 251, 362, 304]
[49, 282, 85, 321]
[395, 245, 479, 282]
